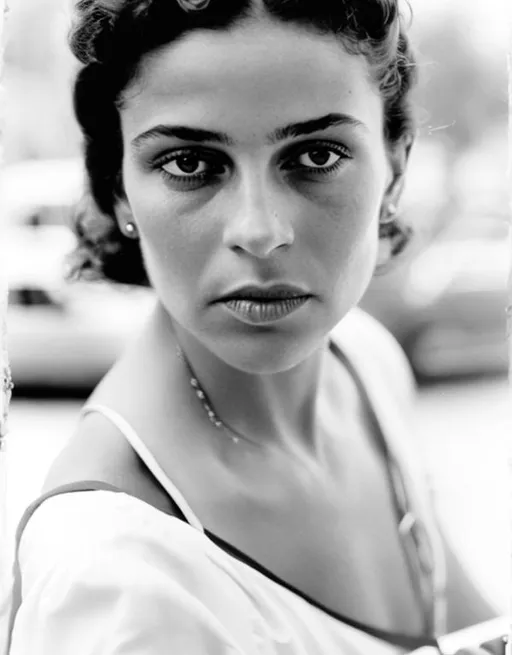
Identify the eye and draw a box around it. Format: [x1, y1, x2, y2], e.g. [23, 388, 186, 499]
[161, 152, 210, 177]
[283, 142, 352, 176]
[153, 148, 229, 186]
[297, 148, 343, 169]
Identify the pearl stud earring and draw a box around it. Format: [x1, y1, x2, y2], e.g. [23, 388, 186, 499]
[125, 222, 137, 237]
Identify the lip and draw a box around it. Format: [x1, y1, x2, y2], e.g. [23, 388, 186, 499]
[215, 283, 311, 303]
[221, 296, 311, 324]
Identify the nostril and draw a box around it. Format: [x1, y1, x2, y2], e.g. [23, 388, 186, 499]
[229, 233, 293, 258]
[222, 185, 295, 256]
[224, 224, 293, 257]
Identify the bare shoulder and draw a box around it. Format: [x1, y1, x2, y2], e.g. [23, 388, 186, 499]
[42, 408, 176, 516]
[331, 308, 416, 407]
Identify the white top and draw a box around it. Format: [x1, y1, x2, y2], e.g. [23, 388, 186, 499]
[4, 310, 446, 655]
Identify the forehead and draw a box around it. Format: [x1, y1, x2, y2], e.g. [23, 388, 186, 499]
[120, 19, 384, 143]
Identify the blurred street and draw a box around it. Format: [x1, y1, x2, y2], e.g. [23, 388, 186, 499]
[3, 375, 510, 612]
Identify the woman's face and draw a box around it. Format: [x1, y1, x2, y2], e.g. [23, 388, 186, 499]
[119, 19, 395, 372]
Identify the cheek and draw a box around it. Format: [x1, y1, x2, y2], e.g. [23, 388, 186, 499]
[125, 180, 214, 297]
[307, 177, 381, 269]
[323, 220, 378, 322]
[326, 219, 378, 299]
[305, 171, 383, 306]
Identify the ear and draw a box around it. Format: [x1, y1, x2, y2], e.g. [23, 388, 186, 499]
[114, 197, 139, 240]
[383, 135, 414, 209]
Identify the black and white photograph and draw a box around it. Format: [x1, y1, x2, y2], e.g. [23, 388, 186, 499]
[0, 0, 510, 653]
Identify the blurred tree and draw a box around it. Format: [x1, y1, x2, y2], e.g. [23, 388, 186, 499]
[413, 7, 508, 156]
[361, 5, 509, 326]
[2, 0, 80, 162]
[409, 7, 508, 237]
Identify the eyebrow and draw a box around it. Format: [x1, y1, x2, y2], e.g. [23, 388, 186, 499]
[130, 113, 367, 150]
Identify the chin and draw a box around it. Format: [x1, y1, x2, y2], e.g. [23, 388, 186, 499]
[219, 347, 317, 375]
[207, 318, 337, 374]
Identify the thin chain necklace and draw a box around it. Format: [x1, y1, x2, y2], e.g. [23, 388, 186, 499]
[175, 344, 265, 449]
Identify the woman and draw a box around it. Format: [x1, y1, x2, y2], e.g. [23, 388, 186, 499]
[6, 0, 500, 652]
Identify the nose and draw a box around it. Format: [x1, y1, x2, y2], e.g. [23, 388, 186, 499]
[222, 175, 294, 258]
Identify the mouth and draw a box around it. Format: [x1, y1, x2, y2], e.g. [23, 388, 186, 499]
[216, 284, 312, 303]
[214, 284, 312, 324]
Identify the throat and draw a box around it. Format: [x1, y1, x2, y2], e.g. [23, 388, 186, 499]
[173, 323, 329, 454]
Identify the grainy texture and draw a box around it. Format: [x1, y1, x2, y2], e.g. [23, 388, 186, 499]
[509, 15, 512, 380]
[0, 0, 8, 446]
[508, 11, 512, 655]
[0, 5, 14, 652]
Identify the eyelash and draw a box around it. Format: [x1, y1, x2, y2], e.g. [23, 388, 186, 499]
[153, 141, 352, 187]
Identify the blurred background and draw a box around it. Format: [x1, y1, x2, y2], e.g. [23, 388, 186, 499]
[0, 0, 510, 615]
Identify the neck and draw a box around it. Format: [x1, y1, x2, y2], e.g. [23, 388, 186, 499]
[154, 304, 330, 455]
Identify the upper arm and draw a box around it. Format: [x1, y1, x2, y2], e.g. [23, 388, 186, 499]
[440, 528, 500, 633]
[12, 550, 232, 654]
[368, 314, 502, 630]
[336, 313, 500, 632]
[10, 495, 253, 654]
[359, 310, 417, 409]
[333, 308, 417, 410]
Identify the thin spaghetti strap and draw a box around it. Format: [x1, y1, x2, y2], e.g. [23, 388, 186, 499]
[330, 311, 447, 636]
[80, 403, 205, 532]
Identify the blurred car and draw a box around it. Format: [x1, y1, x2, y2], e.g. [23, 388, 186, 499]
[0, 157, 85, 229]
[360, 216, 509, 381]
[1, 159, 155, 390]
[4, 224, 155, 390]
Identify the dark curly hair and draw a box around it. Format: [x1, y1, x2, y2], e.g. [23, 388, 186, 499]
[68, 0, 418, 286]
